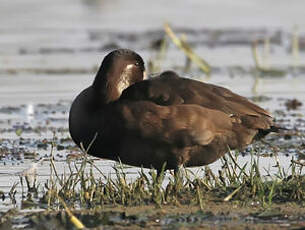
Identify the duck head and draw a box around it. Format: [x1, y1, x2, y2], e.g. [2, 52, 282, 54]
[69, 49, 145, 155]
[92, 49, 145, 104]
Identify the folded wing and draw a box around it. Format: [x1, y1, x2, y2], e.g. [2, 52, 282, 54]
[120, 71, 273, 131]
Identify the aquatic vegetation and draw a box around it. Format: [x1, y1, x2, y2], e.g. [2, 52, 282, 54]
[12, 143, 301, 211]
[2, 143, 303, 229]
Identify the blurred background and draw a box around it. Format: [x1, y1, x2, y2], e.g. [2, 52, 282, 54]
[1, 0, 305, 104]
[0, 0, 304, 211]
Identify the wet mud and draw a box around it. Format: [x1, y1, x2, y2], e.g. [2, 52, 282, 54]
[1, 203, 305, 229]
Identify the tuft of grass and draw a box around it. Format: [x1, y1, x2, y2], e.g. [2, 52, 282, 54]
[12, 139, 304, 213]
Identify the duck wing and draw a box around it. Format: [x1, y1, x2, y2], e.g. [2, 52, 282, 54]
[120, 71, 273, 130]
[102, 100, 257, 170]
[109, 100, 239, 148]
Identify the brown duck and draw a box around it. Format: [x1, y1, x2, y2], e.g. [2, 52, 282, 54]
[69, 49, 276, 173]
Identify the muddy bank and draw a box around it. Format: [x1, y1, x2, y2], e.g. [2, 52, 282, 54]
[1, 203, 304, 229]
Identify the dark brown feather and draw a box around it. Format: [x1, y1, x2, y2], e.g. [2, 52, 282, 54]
[120, 71, 273, 133]
[69, 49, 277, 172]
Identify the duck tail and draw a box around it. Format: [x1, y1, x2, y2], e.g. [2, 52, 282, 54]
[256, 125, 289, 140]
[268, 125, 289, 132]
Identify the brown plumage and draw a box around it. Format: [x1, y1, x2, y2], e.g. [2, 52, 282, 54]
[69, 49, 276, 172]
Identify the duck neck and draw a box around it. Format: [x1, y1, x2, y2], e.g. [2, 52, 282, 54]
[92, 58, 143, 105]
[92, 71, 121, 105]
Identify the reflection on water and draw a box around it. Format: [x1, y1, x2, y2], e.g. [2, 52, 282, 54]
[26, 104, 34, 123]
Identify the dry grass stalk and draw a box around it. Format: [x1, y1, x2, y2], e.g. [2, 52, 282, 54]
[164, 23, 211, 76]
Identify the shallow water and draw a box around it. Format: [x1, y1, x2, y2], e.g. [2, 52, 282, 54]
[0, 0, 305, 225]
[0, 73, 304, 212]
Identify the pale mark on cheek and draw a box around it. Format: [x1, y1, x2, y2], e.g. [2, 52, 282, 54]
[117, 78, 129, 95]
[125, 64, 134, 71]
[117, 64, 135, 95]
